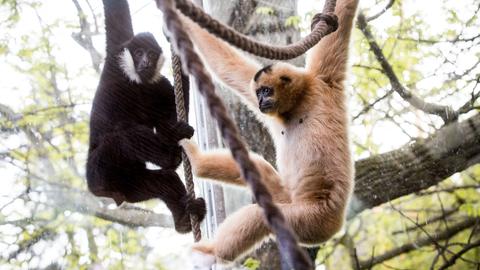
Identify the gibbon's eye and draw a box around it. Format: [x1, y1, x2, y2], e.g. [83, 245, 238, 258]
[148, 51, 157, 59]
[256, 86, 274, 97]
[134, 49, 143, 58]
[262, 87, 273, 96]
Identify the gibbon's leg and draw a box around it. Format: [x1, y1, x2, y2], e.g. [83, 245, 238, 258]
[126, 169, 206, 233]
[192, 201, 344, 264]
[305, 0, 359, 84]
[180, 139, 290, 203]
[179, 14, 262, 111]
[104, 124, 183, 168]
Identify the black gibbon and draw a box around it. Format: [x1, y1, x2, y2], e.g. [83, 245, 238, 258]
[86, 0, 206, 233]
[177, 0, 358, 265]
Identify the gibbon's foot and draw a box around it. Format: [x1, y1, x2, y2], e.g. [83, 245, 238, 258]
[187, 197, 207, 222]
[172, 207, 192, 234]
[178, 138, 199, 159]
[172, 197, 206, 233]
[174, 121, 195, 140]
[191, 243, 216, 270]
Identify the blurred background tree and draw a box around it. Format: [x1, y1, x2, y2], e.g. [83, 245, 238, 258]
[0, 0, 479, 269]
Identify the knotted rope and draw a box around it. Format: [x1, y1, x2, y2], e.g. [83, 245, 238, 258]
[171, 50, 202, 242]
[175, 0, 338, 60]
[158, 1, 316, 269]
[159, 0, 340, 268]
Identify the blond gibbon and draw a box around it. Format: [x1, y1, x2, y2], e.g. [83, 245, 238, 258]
[178, 0, 359, 266]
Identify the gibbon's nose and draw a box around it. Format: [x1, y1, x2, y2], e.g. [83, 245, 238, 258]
[138, 55, 151, 71]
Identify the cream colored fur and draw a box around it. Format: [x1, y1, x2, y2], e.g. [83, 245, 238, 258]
[118, 48, 141, 83]
[179, 0, 359, 265]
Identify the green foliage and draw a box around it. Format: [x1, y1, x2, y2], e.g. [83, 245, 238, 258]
[285, 15, 301, 27]
[243, 257, 261, 270]
[255, 6, 275, 16]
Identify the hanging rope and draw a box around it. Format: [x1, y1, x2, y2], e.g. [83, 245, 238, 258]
[174, 0, 338, 60]
[171, 49, 202, 242]
[156, 0, 333, 269]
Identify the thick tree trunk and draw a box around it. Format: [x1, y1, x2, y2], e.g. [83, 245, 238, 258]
[350, 114, 480, 217]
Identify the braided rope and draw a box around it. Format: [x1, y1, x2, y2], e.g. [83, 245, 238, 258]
[157, 0, 313, 269]
[171, 51, 202, 242]
[175, 0, 338, 60]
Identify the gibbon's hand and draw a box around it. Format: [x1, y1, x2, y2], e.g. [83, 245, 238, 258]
[174, 121, 195, 141]
[186, 197, 207, 220]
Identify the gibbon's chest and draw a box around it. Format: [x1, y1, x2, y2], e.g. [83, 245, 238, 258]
[273, 115, 321, 186]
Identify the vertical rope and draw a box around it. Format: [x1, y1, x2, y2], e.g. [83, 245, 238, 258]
[172, 50, 201, 242]
[158, 0, 313, 268]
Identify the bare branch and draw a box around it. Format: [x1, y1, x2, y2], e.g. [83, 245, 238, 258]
[365, 0, 395, 22]
[391, 207, 460, 235]
[39, 182, 174, 228]
[356, 13, 457, 123]
[438, 239, 480, 270]
[358, 217, 480, 269]
[71, 0, 102, 72]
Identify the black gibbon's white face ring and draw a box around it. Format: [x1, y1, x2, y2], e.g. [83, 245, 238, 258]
[119, 48, 165, 84]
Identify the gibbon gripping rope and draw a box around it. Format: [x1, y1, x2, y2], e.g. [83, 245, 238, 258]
[161, 0, 339, 268]
[171, 51, 202, 242]
[175, 0, 338, 60]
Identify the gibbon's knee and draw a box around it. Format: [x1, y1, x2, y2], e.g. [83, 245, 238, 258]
[208, 204, 269, 262]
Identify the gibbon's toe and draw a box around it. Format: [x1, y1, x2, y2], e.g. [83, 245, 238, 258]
[175, 121, 195, 140]
[187, 197, 207, 222]
[191, 246, 215, 270]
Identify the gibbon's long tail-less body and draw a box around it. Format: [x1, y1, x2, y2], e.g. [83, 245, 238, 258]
[86, 0, 206, 234]
[178, 0, 359, 266]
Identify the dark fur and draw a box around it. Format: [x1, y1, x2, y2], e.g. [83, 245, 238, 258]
[86, 0, 205, 233]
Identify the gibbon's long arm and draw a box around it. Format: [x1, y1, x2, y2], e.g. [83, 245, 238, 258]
[180, 139, 290, 203]
[305, 0, 359, 84]
[103, 0, 134, 57]
[180, 15, 262, 109]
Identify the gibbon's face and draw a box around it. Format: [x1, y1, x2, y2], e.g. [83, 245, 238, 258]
[121, 32, 165, 83]
[252, 63, 299, 115]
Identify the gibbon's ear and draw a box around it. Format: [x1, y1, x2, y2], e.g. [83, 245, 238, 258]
[178, 12, 262, 109]
[279, 75, 292, 85]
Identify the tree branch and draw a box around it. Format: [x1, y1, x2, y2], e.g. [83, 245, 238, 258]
[350, 113, 480, 217]
[358, 217, 480, 269]
[40, 182, 174, 228]
[71, 0, 102, 72]
[356, 13, 457, 123]
[365, 0, 395, 22]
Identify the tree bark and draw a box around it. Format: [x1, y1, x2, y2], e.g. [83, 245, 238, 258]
[350, 113, 480, 217]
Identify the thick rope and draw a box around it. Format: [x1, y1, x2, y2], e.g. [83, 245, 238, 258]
[175, 0, 338, 60]
[157, 0, 313, 269]
[171, 50, 201, 242]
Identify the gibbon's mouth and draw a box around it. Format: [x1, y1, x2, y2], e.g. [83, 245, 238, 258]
[137, 68, 155, 81]
[259, 101, 275, 113]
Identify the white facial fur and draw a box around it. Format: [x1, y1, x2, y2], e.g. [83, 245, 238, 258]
[148, 54, 165, 84]
[118, 48, 141, 83]
[118, 48, 165, 84]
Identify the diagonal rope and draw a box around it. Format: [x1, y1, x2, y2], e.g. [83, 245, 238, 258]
[157, 0, 317, 269]
[171, 50, 201, 242]
[175, 0, 338, 60]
